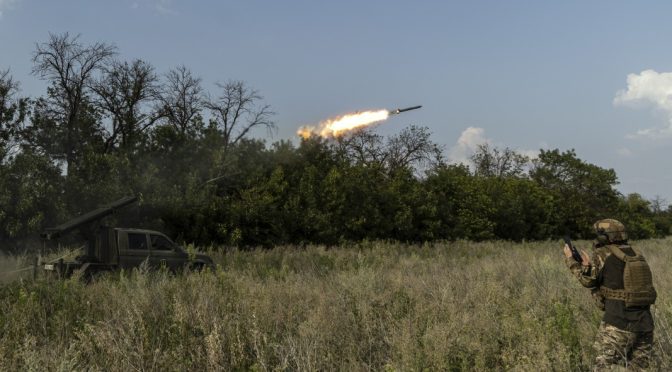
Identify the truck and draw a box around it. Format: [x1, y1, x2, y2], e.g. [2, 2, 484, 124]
[41, 196, 214, 278]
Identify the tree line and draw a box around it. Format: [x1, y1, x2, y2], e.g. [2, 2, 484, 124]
[1, 33, 670, 252]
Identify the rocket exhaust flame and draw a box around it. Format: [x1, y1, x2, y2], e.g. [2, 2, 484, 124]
[297, 110, 390, 139]
[297, 105, 422, 139]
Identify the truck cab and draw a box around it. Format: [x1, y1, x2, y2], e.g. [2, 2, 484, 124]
[116, 228, 208, 272]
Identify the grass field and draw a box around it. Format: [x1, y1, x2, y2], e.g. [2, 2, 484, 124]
[0, 239, 670, 371]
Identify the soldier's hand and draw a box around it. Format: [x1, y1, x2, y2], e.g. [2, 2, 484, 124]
[580, 249, 591, 267]
[563, 244, 573, 259]
[563, 245, 591, 267]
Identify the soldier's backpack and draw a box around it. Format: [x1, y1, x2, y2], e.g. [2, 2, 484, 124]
[600, 245, 657, 308]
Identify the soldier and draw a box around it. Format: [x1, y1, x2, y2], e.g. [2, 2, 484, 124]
[563, 219, 657, 371]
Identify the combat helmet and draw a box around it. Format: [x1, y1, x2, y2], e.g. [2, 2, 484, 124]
[593, 219, 628, 244]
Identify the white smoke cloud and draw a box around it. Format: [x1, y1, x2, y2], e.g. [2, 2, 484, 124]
[614, 69, 672, 139]
[0, 0, 20, 18]
[447, 127, 540, 166]
[447, 127, 490, 165]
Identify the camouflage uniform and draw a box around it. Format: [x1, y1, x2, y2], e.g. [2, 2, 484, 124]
[566, 220, 655, 371]
[592, 322, 653, 371]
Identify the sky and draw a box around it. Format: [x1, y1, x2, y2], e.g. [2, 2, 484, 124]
[1, 0, 672, 202]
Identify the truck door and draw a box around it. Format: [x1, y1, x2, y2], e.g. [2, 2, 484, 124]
[118, 231, 151, 269]
[149, 233, 187, 272]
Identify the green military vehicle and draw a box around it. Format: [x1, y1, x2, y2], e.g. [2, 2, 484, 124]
[42, 196, 214, 278]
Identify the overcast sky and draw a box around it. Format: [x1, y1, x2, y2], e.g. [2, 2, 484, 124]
[1, 0, 672, 202]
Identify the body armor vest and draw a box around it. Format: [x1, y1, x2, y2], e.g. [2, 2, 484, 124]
[600, 245, 657, 308]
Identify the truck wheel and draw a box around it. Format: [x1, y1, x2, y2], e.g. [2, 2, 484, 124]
[190, 262, 205, 272]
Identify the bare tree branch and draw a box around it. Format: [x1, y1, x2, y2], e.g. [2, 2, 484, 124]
[90, 59, 158, 152]
[336, 130, 386, 166]
[155, 65, 204, 135]
[385, 125, 443, 172]
[205, 80, 276, 151]
[30, 33, 116, 167]
[472, 143, 530, 178]
[334, 125, 443, 175]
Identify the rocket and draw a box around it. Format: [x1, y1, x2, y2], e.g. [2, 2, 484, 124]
[389, 105, 422, 115]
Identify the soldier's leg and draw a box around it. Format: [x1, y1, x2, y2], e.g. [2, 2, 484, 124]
[627, 330, 653, 371]
[593, 322, 635, 371]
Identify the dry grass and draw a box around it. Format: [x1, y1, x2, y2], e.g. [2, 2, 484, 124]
[0, 239, 670, 371]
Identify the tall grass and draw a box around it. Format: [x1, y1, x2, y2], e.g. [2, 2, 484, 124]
[0, 239, 670, 370]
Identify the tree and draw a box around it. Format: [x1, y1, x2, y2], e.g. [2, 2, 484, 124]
[205, 80, 275, 152]
[467, 144, 550, 240]
[90, 59, 159, 152]
[385, 125, 444, 173]
[485, 177, 554, 240]
[0, 69, 29, 163]
[650, 195, 666, 214]
[471, 143, 530, 178]
[425, 164, 496, 240]
[335, 125, 443, 175]
[155, 65, 204, 136]
[335, 130, 386, 168]
[649, 195, 672, 236]
[30, 33, 116, 170]
[0, 149, 65, 252]
[618, 193, 656, 239]
[530, 149, 620, 238]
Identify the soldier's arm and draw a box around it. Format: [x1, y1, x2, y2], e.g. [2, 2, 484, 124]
[564, 245, 599, 288]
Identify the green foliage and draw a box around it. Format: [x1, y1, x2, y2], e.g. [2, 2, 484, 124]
[486, 177, 554, 240]
[0, 69, 29, 164]
[530, 149, 621, 239]
[425, 164, 496, 240]
[0, 150, 64, 248]
[617, 193, 657, 239]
